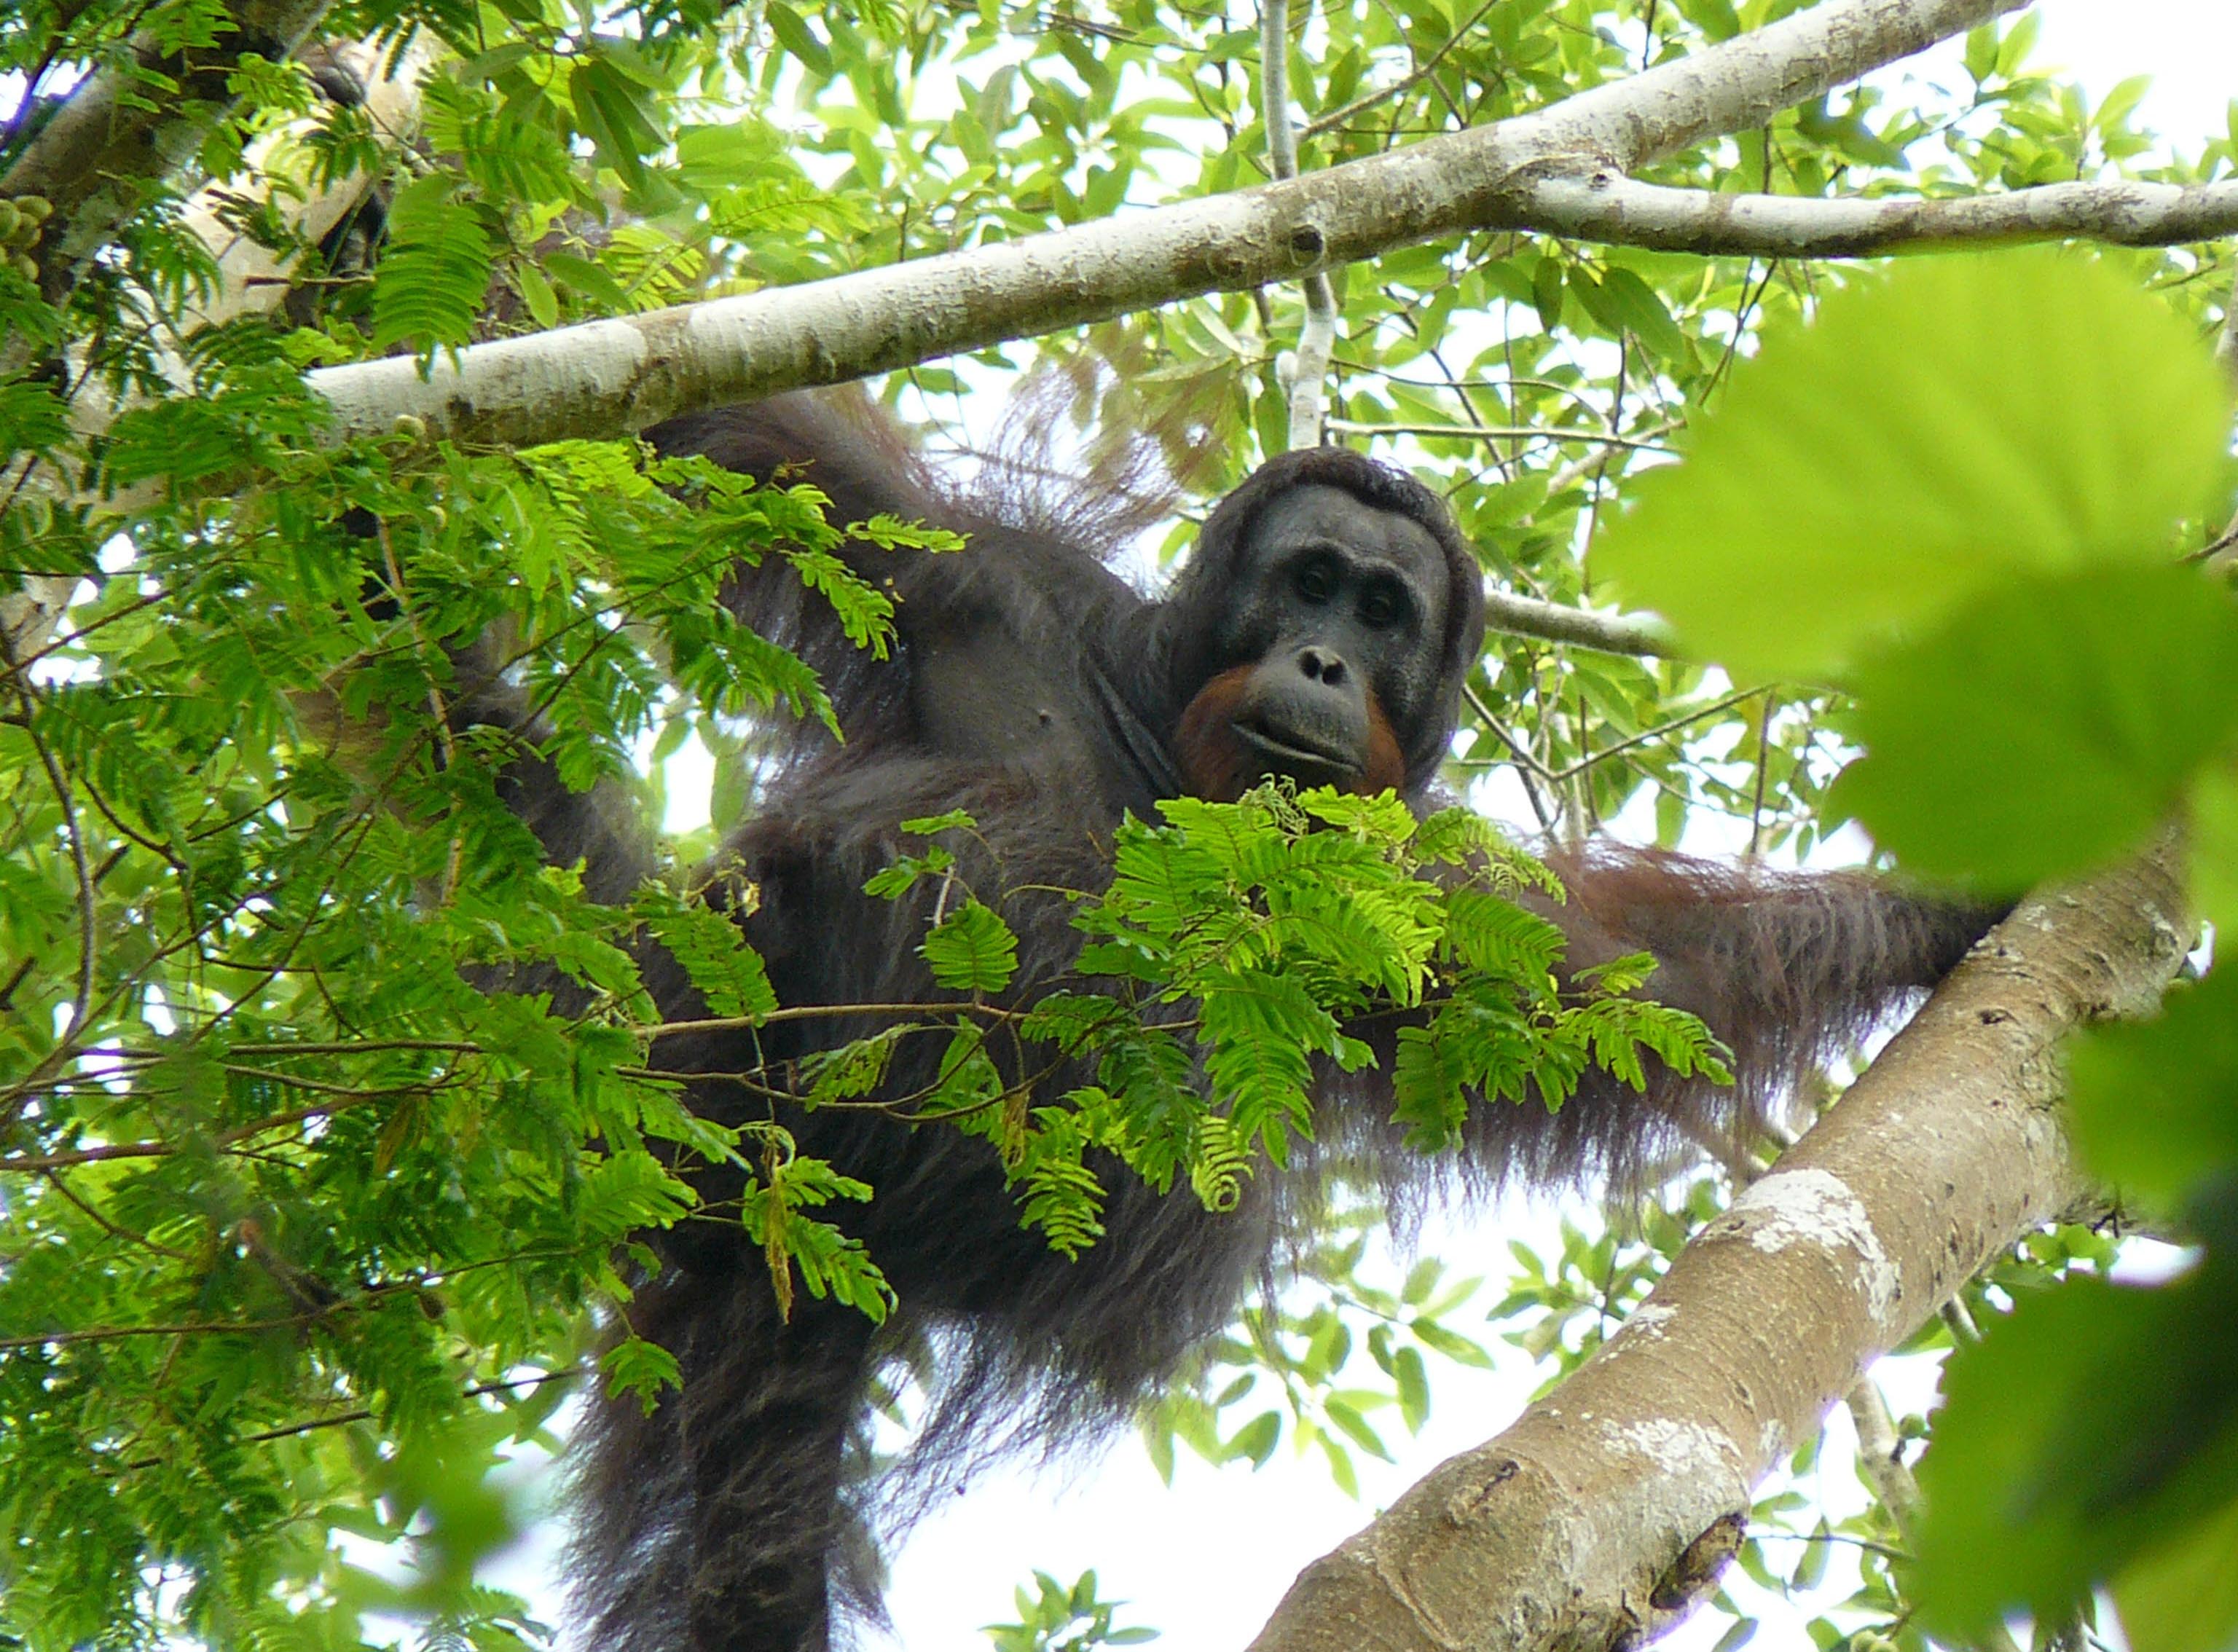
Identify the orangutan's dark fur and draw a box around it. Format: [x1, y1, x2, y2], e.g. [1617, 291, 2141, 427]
[464, 393, 1998, 1652]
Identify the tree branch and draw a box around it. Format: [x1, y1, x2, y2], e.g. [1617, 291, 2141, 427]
[1480, 589, 1676, 656]
[0, 0, 336, 316]
[1521, 170, 2238, 257]
[0, 34, 431, 655]
[307, 0, 2025, 449]
[173, 35, 439, 331]
[1246, 841, 2189, 1652]
[1260, 0, 1340, 449]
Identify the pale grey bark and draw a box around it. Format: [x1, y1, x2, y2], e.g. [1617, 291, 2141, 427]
[1528, 170, 2238, 257]
[1260, 0, 1338, 449]
[307, 0, 2027, 450]
[1246, 846, 2190, 1652]
[175, 36, 440, 331]
[1480, 589, 1675, 657]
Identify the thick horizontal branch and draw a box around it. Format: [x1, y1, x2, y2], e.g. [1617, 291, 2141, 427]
[308, 0, 2021, 449]
[1246, 842, 2189, 1652]
[1480, 589, 1676, 656]
[1526, 171, 2238, 256]
[0, 0, 334, 311]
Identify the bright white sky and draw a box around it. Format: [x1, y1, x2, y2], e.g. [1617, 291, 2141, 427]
[501, 7, 2238, 1651]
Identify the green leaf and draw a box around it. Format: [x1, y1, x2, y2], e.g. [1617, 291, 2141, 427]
[1596, 266, 1688, 361]
[1324, 1398, 1393, 1461]
[1911, 1267, 2238, 1640]
[1226, 1411, 1281, 1468]
[2112, 1495, 2238, 1652]
[372, 173, 496, 357]
[1830, 566, 2238, 885]
[0, 377, 68, 455]
[2066, 967, 2238, 1217]
[571, 55, 666, 186]
[640, 890, 778, 1021]
[600, 1337, 683, 1413]
[2190, 761, 2238, 937]
[921, 899, 1019, 994]
[900, 810, 977, 835]
[515, 261, 559, 330]
[765, 2, 836, 76]
[546, 250, 632, 312]
[1392, 1345, 1429, 1431]
[1532, 254, 1566, 332]
[1596, 253, 2234, 680]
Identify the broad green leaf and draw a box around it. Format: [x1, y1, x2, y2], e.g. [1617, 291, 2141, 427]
[1596, 253, 2233, 679]
[765, 2, 836, 76]
[1226, 1411, 1281, 1468]
[2190, 760, 2238, 936]
[2066, 967, 2238, 1216]
[2112, 1495, 2238, 1652]
[1911, 1267, 2238, 1639]
[1595, 265, 1688, 361]
[515, 261, 559, 330]
[1830, 566, 2238, 885]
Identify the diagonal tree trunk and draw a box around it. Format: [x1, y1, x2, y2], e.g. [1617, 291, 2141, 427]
[1246, 845, 2190, 1652]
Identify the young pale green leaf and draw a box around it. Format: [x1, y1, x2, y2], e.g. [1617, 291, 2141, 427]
[862, 843, 955, 900]
[1831, 566, 2238, 885]
[1596, 253, 2234, 680]
[600, 1337, 684, 1414]
[1013, 1107, 1108, 1256]
[2066, 967, 2238, 1216]
[900, 810, 977, 835]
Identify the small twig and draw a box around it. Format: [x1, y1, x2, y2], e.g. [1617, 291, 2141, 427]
[1544, 686, 1759, 784]
[1461, 683, 1555, 833]
[1479, 588, 1676, 657]
[1940, 1292, 1984, 1345]
[1298, 0, 1506, 139]
[0, 1094, 385, 1174]
[42, 1168, 196, 1260]
[114, 1365, 592, 1470]
[1751, 1526, 1910, 1562]
[1844, 1378, 1923, 1534]
[377, 519, 465, 901]
[4, 653, 97, 1061]
[1458, 686, 1759, 783]
[2204, 257, 2238, 573]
